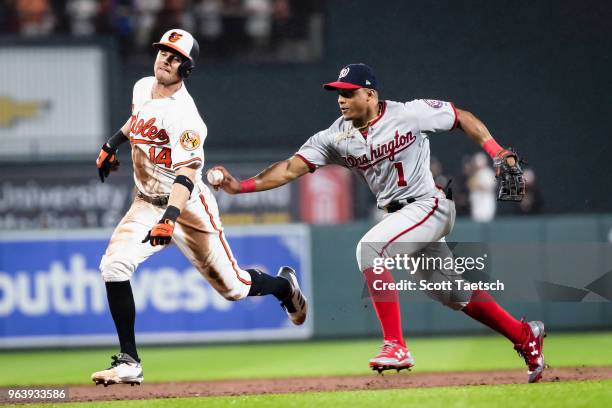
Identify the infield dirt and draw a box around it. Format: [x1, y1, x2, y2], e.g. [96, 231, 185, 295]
[3, 366, 610, 404]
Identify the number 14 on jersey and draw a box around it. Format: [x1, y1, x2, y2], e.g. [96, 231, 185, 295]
[148, 146, 171, 168]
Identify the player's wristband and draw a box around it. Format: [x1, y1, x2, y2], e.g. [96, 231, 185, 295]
[483, 139, 503, 159]
[239, 178, 256, 193]
[161, 205, 181, 223]
[174, 175, 194, 194]
[100, 143, 115, 154]
[107, 130, 129, 149]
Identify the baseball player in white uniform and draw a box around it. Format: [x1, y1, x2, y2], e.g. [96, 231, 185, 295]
[91, 29, 307, 386]
[212, 63, 546, 383]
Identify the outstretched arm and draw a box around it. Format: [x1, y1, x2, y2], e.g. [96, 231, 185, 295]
[455, 108, 515, 165]
[455, 107, 526, 201]
[211, 155, 311, 194]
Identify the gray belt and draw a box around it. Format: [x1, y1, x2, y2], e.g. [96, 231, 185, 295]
[137, 191, 169, 207]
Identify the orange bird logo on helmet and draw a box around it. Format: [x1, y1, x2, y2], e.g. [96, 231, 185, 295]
[168, 32, 183, 43]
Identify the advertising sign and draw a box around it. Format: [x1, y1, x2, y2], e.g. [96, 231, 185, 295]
[0, 225, 312, 348]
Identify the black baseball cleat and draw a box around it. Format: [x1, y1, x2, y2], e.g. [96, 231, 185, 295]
[277, 266, 308, 325]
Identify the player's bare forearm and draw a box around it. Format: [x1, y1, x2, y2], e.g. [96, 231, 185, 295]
[212, 155, 310, 194]
[251, 156, 310, 191]
[456, 108, 516, 165]
[167, 166, 196, 211]
[455, 108, 495, 146]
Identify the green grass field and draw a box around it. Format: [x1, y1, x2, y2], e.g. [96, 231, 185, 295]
[1, 332, 611, 386]
[6, 381, 612, 408]
[1, 332, 611, 407]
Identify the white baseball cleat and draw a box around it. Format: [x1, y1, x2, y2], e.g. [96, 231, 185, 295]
[91, 353, 143, 386]
[277, 266, 308, 325]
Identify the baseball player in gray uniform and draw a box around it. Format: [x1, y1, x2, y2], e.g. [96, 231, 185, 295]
[212, 63, 545, 383]
[91, 29, 307, 386]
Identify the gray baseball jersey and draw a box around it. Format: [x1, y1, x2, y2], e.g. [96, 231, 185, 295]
[296, 99, 457, 208]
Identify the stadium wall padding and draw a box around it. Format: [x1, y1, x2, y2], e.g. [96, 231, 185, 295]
[310, 214, 612, 338]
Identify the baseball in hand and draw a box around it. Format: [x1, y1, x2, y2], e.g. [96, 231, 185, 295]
[207, 169, 224, 185]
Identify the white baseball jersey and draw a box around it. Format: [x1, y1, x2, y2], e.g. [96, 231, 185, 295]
[297, 99, 457, 208]
[129, 76, 207, 197]
[100, 76, 253, 301]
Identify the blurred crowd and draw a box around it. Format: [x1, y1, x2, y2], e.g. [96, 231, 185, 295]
[431, 153, 543, 222]
[0, 0, 324, 61]
[369, 153, 543, 223]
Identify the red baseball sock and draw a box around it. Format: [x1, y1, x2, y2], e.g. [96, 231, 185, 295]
[462, 290, 528, 344]
[362, 267, 405, 347]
